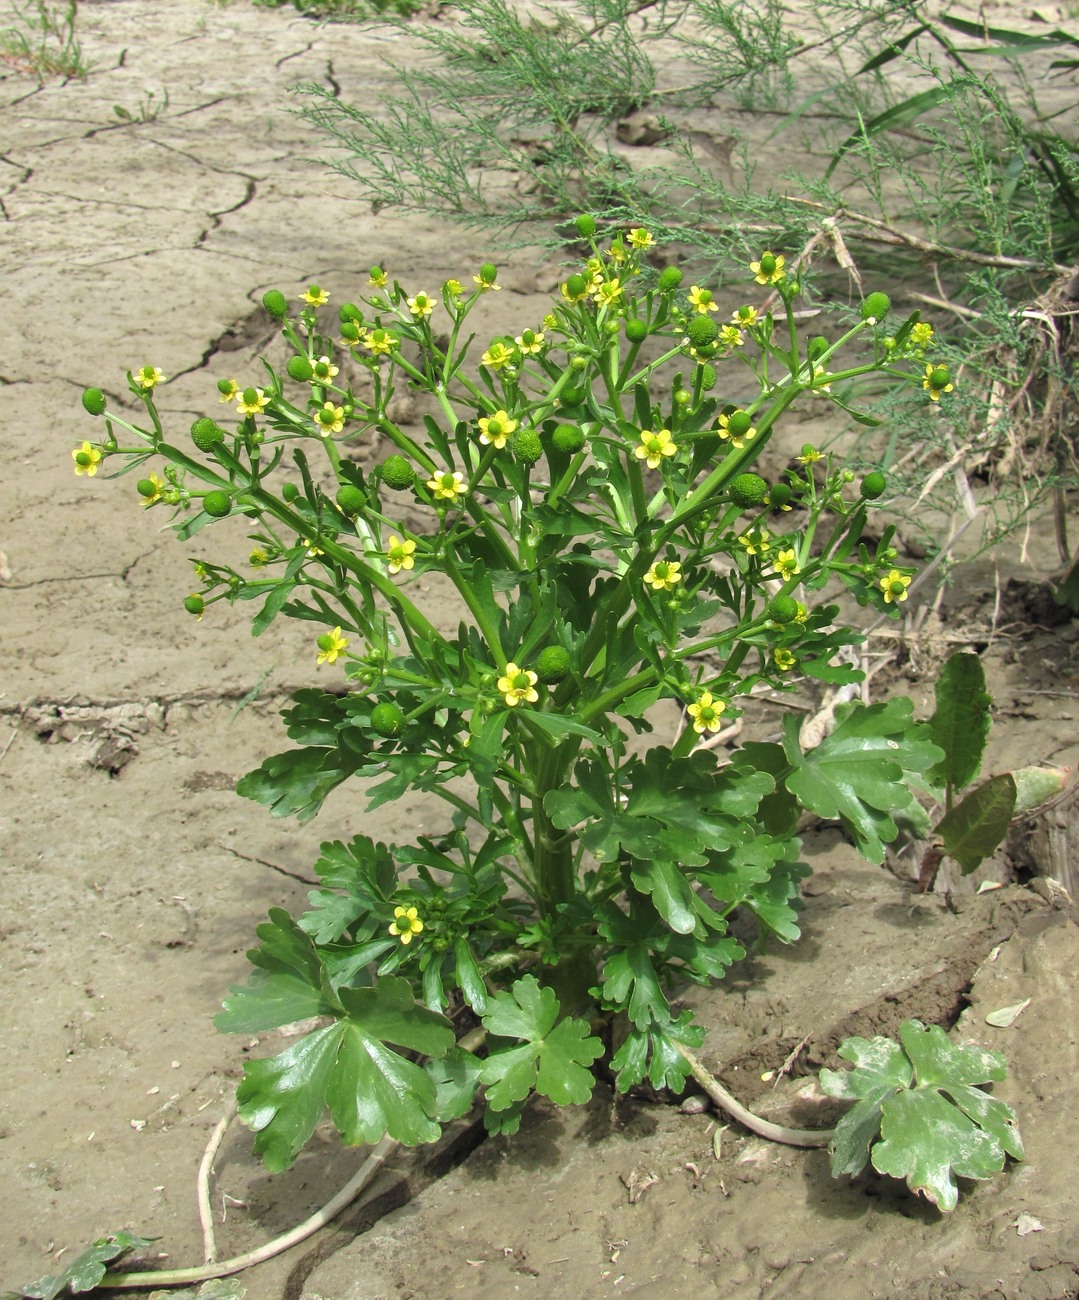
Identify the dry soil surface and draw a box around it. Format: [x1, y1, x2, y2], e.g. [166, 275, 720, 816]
[2, 3, 1078, 1299]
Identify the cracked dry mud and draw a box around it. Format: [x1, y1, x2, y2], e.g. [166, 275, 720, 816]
[2, 3, 1078, 1298]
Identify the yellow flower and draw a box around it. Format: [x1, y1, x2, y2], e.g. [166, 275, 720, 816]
[312, 355, 339, 382]
[368, 266, 388, 288]
[443, 277, 464, 299]
[481, 341, 515, 370]
[135, 364, 165, 389]
[365, 328, 399, 356]
[218, 379, 239, 404]
[407, 290, 435, 318]
[316, 626, 349, 665]
[687, 690, 726, 735]
[560, 278, 590, 305]
[923, 364, 954, 401]
[301, 284, 330, 306]
[643, 559, 682, 591]
[473, 266, 501, 292]
[773, 647, 797, 671]
[750, 251, 786, 286]
[249, 547, 269, 567]
[72, 440, 103, 476]
[733, 305, 758, 327]
[910, 323, 934, 348]
[634, 427, 677, 470]
[478, 410, 518, 449]
[627, 227, 653, 251]
[542, 313, 558, 330]
[716, 409, 757, 448]
[314, 402, 346, 436]
[880, 569, 912, 604]
[140, 471, 166, 506]
[386, 534, 416, 574]
[593, 278, 623, 307]
[688, 285, 719, 315]
[793, 601, 809, 624]
[772, 547, 800, 580]
[497, 662, 539, 707]
[796, 444, 825, 465]
[809, 364, 832, 392]
[426, 470, 466, 502]
[340, 324, 368, 349]
[515, 328, 545, 355]
[738, 528, 771, 556]
[389, 905, 424, 944]
[236, 386, 270, 415]
[719, 325, 744, 349]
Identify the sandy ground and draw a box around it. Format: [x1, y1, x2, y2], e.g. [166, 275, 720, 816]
[1, 2, 1078, 1297]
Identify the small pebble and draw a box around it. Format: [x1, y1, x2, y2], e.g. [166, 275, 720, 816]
[680, 1094, 709, 1114]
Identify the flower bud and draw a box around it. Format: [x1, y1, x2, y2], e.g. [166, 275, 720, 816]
[860, 292, 891, 322]
[202, 490, 232, 517]
[371, 702, 406, 737]
[281, 482, 300, 502]
[657, 266, 683, 292]
[673, 389, 691, 406]
[574, 214, 597, 237]
[262, 289, 288, 319]
[380, 455, 415, 490]
[860, 471, 887, 499]
[570, 355, 588, 371]
[625, 319, 648, 343]
[81, 387, 106, 416]
[335, 485, 365, 514]
[728, 473, 768, 509]
[687, 315, 719, 348]
[287, 355, 313, 382]
[191, 417, 225, 451]
[552, 423, 586, 454]
[513, 429, 544, 465]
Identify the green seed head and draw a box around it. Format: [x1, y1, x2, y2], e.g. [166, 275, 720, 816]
[860, 292, 891, 322]
[479, 263, 498, 285]
[566, 273, 588, 298]
[287, 355, 313, 382]
[760, 253, 777, 276]
[687, 315, 719, 348]
[728, 473, 769, 509]
[136, 478, 157, 498]
[81, 387, 106, 416]
[216, 378, 235, 396]
[625, 319, 648, 343]
[339, 302, 362, 322]
[202, 490, 232, 518]
[698, 364, 717, 390]
[535, 646, 572, 684]
[262, 289, 288, 319]
[183, 595, 205, 617]
[316, 633, 336, 652]
[728, 410, 753, 438]
[241, 387, 259, 407]
[930, 366, 950, 389]
[513, 429, 544, 465]
[574, 214, 597, 237]
[860, 471, 887, 500]
[657, 266, 683, 292]
[769, 482, 794, 508]
[767, 595, 799, 624]
[552, 423, 586, 454]
[371, 702, 407, 738]
[335, 485, 365, 515]
[191, 417, 225, 451]
[380, 455, 415, 490]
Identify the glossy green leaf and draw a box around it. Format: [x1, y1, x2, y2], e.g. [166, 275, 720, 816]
[216, 908, 339, 1034]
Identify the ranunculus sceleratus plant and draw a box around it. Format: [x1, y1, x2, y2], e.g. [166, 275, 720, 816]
[78, 221, 953, 1169]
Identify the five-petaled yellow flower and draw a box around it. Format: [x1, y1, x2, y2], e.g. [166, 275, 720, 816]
[365, 328, 399, 356]
[312, 355, 339, 382]
[407, 290, 435, 318]
[478, 410, 517, 449]
[369, 266, 388, 288]
[772, 548, 800, 580]
[733, 305, 758, 327]
[880, 569, 912, 604]
[796, 445, 825, 465]
[716, 409, 757, 448]
[135, 365, 165, 389]
[909, 323, 934, 348]
[738, 528, 771, 556]
[688, 285, 719, 314]
[236, 386, 270, 416]
[301, 284, 329, 306]
[389, 905, 424, 944]
[923, 364, 954, 401]
[643, 559, 682, 591]
[773, 648, 797, 671]
[386, 534, 416, 574]
[497, 662, 539, 707]
[140, 471, 166, 506]
[593, 279, 623, 307]
[473, 269, 501, 292]
[635, 427, 677, 470]
[72, 441, 103, 477]
[250, 547, 269, 567]
[719, 325, 744, 349]
[218, 379, 239, 404]
[687, 691, 727, 735]
[627, 227, 653, 250]
[515, 328, 544, 355]
[481, 341, 515, 370]
[427, 469, 466, 502]
[315, 401, 346, 435]
[750, 251, 786, 285]
[316, 626, 349, 665]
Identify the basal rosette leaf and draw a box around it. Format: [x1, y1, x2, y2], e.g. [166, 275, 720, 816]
[820, 1034, 913, 1178]
[782, 701, 943, 863]
[611, 1010, 705, 1094]
[7, 1231, 157, 1300]
[479, 975, 603, 1111]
